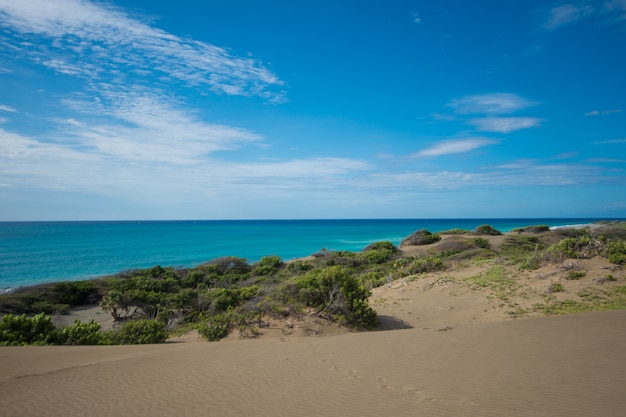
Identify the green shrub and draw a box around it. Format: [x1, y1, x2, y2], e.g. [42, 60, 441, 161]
[50, 281, 99, 305]
[605, 239, 626, 265]
[439, 228, 471, 235]
[253, 255, 283, 276]
[360, 249, 394, 264]
[472, 224, 502, 236]
[111, 319, 168, 344]
[363, 241, 398, 252]
[198, 314, 231, 341]
[512, 225, 550, 233]
[549, 237, 595, 260]
[400, 229, 441, 246]
[548, 283, 564, 293]
[472, 237, 491, 249]
[566, 270, 586, 280]
[0, 313, 57, 346]
[406, 257, 445, 274]
[295, 266, 378, 329]
[58, 319, 106, 345]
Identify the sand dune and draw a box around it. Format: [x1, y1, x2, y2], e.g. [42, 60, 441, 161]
[2, 310, 625, 417]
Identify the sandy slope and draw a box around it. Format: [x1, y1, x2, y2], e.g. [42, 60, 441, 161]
[1, 310, 625, 417]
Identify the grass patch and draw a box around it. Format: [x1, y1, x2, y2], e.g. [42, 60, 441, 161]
[465, 266, 517, 300]
[534, 285, 626, 315]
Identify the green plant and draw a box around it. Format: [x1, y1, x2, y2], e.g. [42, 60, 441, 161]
[605, 239, 626, 265]
[253, 255, 283, 276]
[198, 314, 231, 341]
[0, 313, 57, 346]
[57, 319, 105, 345]
[400, 229, 441, 246]
[295, 266, 378, 329]
[405, 256, 445, 274]
[111, 319, 168, 344]
[466, 266, 517, 299]
[472, 224, 502, 236]
[548, 282, 564, 293]
[472, 237, 490, 249]
[566, 270, 586, 280]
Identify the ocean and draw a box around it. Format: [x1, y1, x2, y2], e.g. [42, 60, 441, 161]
[0, 218, 607, 291]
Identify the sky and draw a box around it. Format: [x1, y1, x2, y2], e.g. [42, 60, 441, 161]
[0, 0, 625, 220]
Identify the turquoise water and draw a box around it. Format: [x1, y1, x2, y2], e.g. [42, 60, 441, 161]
[0, 218, 607, 291]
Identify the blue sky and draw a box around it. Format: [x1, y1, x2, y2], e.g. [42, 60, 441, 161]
[0, 0, 625, 220]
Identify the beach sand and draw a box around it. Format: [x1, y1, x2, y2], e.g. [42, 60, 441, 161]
[1, 310, 625, 417]
[2, 229, 626, 416]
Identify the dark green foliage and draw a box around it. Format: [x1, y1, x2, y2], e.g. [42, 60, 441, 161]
[50, 281, 100, 305]
[548, 283, 564, 293]
[198, 314, 231, 341]
[512, 225, 550, 233]
[294, 266, 378, 329]
[401, 229, 441, 246]
[472, 224, 502, 236]
[286, 261, 314, 274]
[566, 270, 586, 280]
[605, 239, 626, 265]
[363, 241, 398, 252]
[253, 255, 283, 276]
[439, 228, 471, 235]
[111, 319, 168, 344]
[361, 241, 398, 265]
[472, 237, 491, 249]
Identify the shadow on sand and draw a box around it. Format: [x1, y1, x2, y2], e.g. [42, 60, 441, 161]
[376, 315, 413, 331]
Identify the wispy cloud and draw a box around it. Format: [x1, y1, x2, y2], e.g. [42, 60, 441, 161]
[0, 0, 285, 101]
[543, 4, 595, 30]
[585, 109, 623, 116]
[0, 104, 16, 112]
[592, 138, 626, 145]
[412, 138, 498, 157]
[412, 12, 421, 23]
[469, 117, 543, 133]
[447, 93, 537, 115]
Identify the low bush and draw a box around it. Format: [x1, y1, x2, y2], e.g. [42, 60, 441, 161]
[58, 319, 106, 345]
[198, 314, 231, 341]
[472, 237, 491, 249]
[111, 319, 168, 345]
[405, 256, 445, 274]
[472, 224, 502, 236]
[0, 313, 57, 346]
[400, 229, 441, 246]
[605, 239, 626, 265]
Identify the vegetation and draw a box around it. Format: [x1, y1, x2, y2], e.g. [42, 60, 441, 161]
[1, 222, 625, 344]
[400, 229, 441, 246]
[0, 313, 167, 346]
[472, 224, 503, 236]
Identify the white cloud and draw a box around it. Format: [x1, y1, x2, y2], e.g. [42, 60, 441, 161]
[469, 117, 543, 133]
[592, 138, 626, 145]
[412, 12, 421, 23]
[543, 4, 594, 30]
[412, 138, 497, 157]
[585, 109, 622, 116]
[0, 0, 285, 101]
[55, 90, 264, 165]
[0, 104, 16, 112]
[447, 93, 537, 115]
